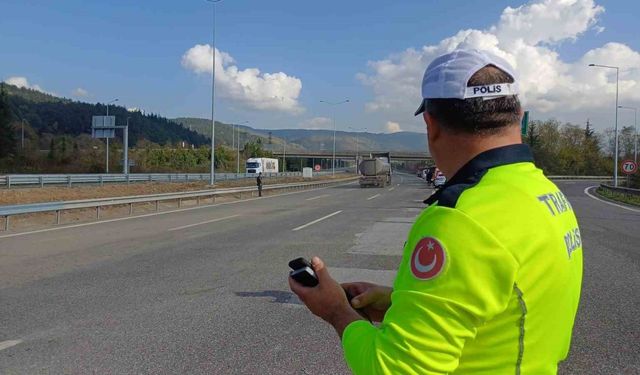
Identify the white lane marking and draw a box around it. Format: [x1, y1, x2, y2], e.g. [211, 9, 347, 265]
[388, 187, 395, 192]
[305, 194, 330, 201]
[0, 340, 22, 351]
[584, 186, 640, 213]
[292, 210, 343, 231]
[367, 194, 381, 200]
[168, 215, 239, 232]
[0, 181, 356, 239]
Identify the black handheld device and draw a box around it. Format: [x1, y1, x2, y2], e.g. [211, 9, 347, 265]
[288, 257, 372, 322]
[288, 257, 319, 287]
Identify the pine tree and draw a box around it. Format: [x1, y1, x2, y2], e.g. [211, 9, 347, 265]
[0, 84, 17, 158]
[585, 120, 595, 139]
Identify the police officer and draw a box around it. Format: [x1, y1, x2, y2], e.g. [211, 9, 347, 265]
[289, 49, 583, 374]
[256, 172, 263, 197]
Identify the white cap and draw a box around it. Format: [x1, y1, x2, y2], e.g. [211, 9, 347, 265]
[414, 49, 519, 116]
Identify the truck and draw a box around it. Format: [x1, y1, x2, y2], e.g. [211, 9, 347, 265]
[245, 158, 279, 174]
[358, 152, 391, 188]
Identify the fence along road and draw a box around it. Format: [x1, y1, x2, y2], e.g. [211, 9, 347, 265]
[0, 170, 349, 188]
[0, 176, 358, 232]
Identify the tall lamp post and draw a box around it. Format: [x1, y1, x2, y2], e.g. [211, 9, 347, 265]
[348, 126, 367, 173]
[21, 119, 26, 149]
[105, 98, 118, 174]
[206, 0, 222, 185]
[618, 105, 638, 163]
[235, 120, 249, 175]
[282, 138, 287, 173]
[320, 99, 350, 175]
[124, 117, 130, 174]
[589, 63, 620, 186]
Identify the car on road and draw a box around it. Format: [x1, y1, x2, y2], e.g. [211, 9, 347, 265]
[433, 170, 446, 188]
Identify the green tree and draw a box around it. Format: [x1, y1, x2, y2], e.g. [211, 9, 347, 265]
[619, 126, 635, 160]
[0, 84, 16, 158]
[242, 140, 273, 159]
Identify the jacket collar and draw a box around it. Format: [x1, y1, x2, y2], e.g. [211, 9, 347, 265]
[424, 144, 534, 205]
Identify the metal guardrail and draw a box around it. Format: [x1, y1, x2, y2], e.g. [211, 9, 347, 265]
[0, 177, 359, 231]
[0, 171, 342, 188]
[599, 184, 640, 197]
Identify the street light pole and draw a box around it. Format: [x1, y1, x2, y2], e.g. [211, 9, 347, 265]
[124, 117, 130, 174]
[589, 64, 620, 186]
[348, 126, 366, 173]
[320, 99, 350, 175]
[618, 105, 638, 163]
[21, 119, 25, 149]
[207, 0, 222, 185]
[105, 98, 118, 174]
[236, 121, 249, 175]
[283, 138, 287, 172]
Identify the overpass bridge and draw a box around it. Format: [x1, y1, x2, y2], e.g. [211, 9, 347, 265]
[271, 150, 432, 162]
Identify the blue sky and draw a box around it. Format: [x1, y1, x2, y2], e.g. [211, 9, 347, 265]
[2, 0, 639, 133]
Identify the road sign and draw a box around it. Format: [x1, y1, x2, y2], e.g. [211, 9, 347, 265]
[314, 164, 321, 171]
[92, 116, 115, 128]
[621, 160, 637, 175]
[92, 128, 115, 138]
[91, 116, 116, 139]
[521, 111, 529, 136]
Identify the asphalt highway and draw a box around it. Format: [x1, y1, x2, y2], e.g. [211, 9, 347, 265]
[0, 176, 638, 374]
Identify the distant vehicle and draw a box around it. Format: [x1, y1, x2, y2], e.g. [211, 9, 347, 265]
[433, 170, 446, 188]
[246, 158, 279, 174]
[359, 152, 392, 187]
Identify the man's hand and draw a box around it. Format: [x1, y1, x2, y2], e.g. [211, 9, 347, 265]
[289, 257, 363, 337]
[342, 282, 393, 323]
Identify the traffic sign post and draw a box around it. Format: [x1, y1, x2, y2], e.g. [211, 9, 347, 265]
[314, 165, 321, 172]
[621, 160, 637, 174]
[621, 160, 637, 187]
[91, 116, 130, 174]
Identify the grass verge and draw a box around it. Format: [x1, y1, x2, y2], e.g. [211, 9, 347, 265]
[596, 187, 640, 207]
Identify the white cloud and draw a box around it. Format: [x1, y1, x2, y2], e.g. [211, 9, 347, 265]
[299, 117, 333, 130]
[3, 76, 45, 92]
[182, 44, 304, 114]
[358, 0, 640, 129]
[72, 87, 89, 97]
[385, 121, 402, 133]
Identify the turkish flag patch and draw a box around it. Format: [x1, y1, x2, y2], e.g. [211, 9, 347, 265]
[410, 237, 446, 280]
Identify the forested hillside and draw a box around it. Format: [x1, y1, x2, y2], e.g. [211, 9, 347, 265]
[3, 84, 207, 147]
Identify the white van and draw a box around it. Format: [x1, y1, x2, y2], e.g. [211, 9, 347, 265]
[245, 158, 279, 174]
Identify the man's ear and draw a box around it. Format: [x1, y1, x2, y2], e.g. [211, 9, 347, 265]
[424, 112, 440, 144]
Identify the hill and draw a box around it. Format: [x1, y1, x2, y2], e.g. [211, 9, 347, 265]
[175, 118, 428, 153]
[3, 83, 208, 147]
[261, 129, 427, 153]
[173, 117, 306, 152]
